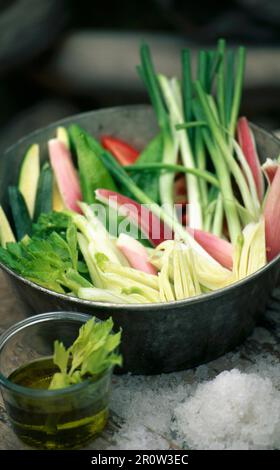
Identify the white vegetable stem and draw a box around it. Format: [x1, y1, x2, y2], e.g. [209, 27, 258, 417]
[158, 74, 203, 229]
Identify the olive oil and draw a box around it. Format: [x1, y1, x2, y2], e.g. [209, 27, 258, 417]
[7, 357, 110, 449]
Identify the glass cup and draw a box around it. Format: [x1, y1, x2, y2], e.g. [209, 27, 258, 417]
[0, 312, 112, 449]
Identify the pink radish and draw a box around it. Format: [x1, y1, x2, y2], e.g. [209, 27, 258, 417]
[237, 117, 264, 201]
[264, 165, 280, 261]
[117, 233, 157, 274]
[48, 139, 82, 213]
[188, 228, 233, 270]
[261, 158, 279, 185]
[95, 189, 167, 246]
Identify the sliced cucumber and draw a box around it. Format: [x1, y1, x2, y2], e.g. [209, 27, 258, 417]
[57, 126, 70, 149]
[0, 206, 16, 247]
[34, 163, 53, 221]
[8, 186, 32, 240]
[18, 144, 40, 218]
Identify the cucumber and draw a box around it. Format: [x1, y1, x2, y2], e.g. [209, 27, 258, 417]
[18, 144, 40, 218]
[8, 186, 32, 240]
[57, 126, 70, 149]
[34, 163, 53, 221]
[0, 206, 16, 247]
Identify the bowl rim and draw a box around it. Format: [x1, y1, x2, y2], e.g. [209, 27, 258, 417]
[1, 104, 280, 310]
[0, 311, 112, 397]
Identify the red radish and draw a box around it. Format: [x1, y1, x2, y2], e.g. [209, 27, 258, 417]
[237, 117, 264, 201]
[264, 165, 280, 261]
[101, 136, 139, 165]
[117, 233, 157, 274]
[95, 189, 167, 246]
[261, 158, 279, 185]
[48, 139, 82, 213]
[187, 228, 233, 269]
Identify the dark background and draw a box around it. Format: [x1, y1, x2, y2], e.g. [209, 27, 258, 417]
[1, 0, 280, 152]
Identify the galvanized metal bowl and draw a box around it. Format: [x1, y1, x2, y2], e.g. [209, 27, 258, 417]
[0, 105, 280, 374]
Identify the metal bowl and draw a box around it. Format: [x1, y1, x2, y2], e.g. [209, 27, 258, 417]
[0, 105, 280, 374]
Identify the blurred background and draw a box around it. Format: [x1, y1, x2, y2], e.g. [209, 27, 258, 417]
[1, 0, 280, 152]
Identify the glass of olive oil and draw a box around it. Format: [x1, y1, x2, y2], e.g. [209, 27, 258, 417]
[0, 312, 112, 449]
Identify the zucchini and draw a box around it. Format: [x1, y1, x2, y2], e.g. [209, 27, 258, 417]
[56, 126, 70, 149]
[18, 144, 40, 218]
[52, 179, 65, 211]
[8, 186, 32, 240]
[34, 163, 53, 221]
[0, 206, 16, 247]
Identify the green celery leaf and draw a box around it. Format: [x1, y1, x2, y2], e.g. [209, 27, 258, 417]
[53, 340, 70, 374]
[32, 212, 70, 238]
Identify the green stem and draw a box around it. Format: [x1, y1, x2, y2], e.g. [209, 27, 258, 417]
[212, 192, 224, 237]
[159, 74, 203, 229]
[175, 121, 207, 130]
[229, 46, 246, 136]
[217, 39, 226, 132]
[194, 80, 257, 219]
[125, 163, 220, 187]
[195, 128, 208, 225]
[181, 49, 193, 141]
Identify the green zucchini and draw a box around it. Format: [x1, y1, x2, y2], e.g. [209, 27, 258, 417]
[34, 163, 53, 221]
[0, 206, 16, 247]
[18, 144, 40, 218]
[8, 186, 32, 240]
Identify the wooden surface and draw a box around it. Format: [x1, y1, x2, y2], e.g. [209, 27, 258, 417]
[0, 271, 279, 450]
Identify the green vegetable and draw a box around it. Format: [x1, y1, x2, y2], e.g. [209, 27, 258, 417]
[8, 186, 32, 240]
[0, 206, 16, 247]
[125, 162, 220, 188]
[32, 211, 70, 238]
[18, 144, 40, 218]
[49, 317, 122, 390]
[0, 215, 91, 294]
[69, 124, 117, 203]
[34, 163, 53, 222]
[130, 133, 163, 203]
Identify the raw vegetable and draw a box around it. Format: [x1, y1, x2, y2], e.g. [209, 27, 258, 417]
[56, 126, 70, 149]
[0, 218, 91, 294]
[233, 219, 266, 279]
[8, 186, 32, 240]
[18, 144, 40, 218]
[49, 317, 122, 390]
[95, 189, 166, 247]
[48, 139, 82, 213]
[69, 125, 117, 204]
[116, 233, 157, 274]
[0, 39, 278, 305]
[101, 135, 139, 165]
[34, 163, 53, 221]
[188, 228, 233, 269]
[52, 179, 65, 212]
[264, 165, 280, 261]
[52, 127, 69, 212]
[237, 117, 264, 201]
[129, 133, 163, 203]
[261, 158, 280, 185]
[0, 206, 16, 247]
